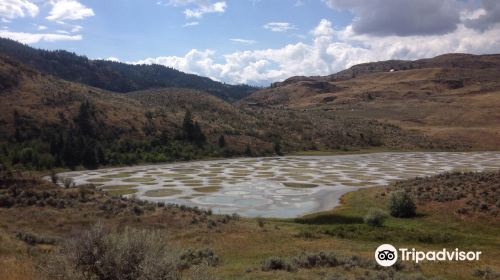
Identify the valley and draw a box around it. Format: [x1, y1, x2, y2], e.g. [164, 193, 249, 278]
[0, 38, 499, 280]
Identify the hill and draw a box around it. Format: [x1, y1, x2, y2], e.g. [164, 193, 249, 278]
[0, 37, 257, 101]
[0, 55, 449, 170]
[241, 53, 500, 149]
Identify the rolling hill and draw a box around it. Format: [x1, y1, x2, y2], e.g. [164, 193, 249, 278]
[0, 52, 448, 170]
[0, 37, 257, 102]
[241, 53, 500, 149]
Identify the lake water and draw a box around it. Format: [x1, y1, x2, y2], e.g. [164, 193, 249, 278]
[56, 152, 500, 218]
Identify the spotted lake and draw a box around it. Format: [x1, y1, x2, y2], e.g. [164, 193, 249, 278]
[55, 152, 500, 218]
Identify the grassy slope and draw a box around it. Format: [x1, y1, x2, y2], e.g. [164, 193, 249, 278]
[242, 54, 500, 150]
[1, 55, 449, 159]
[2, 171, 498, 280]
[0, 55, 149, 138]
[206, 186, 499, 279]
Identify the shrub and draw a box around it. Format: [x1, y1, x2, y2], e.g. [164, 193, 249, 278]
[62, 177, 74, 188]
[389, 190, 417, 218]
[472, 267, 499, 279]
[256, 217, 265, 228]
[261, 256, 295, 272]
[292, 251, 338, 268]
[363, 208, 388, 227]
[45, 223, 181, 280]
[179, 248, 219, 269]
[16, 231, 58, 246]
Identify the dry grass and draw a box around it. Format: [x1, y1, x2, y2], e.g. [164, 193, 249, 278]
[242, 54, 500, 150]
[0, 257, 36, 280]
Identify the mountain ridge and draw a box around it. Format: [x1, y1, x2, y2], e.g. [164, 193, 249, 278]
[0, 37, 257, 101]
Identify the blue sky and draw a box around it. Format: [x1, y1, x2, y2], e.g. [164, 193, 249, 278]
[1, 0, 500, 85]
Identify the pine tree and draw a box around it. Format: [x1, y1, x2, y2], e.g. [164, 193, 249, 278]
[182, 110, 194, 141]
[62, 129, 83, 170]
[192, 122, 206, 146]
[182, 110, 206, 146]
[218, 135, 226, 148]
[274, 141, 283, 156]
[82, 140, 99, 170]
[75, 100, 96, 137]
[245, 144, 253, 157]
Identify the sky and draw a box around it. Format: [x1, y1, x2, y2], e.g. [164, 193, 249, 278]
[1, 0, 500, 86]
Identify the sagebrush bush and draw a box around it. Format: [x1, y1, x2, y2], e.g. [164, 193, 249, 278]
[292, 251, 338, 268]
[44, 223, 180, 280]
[389, 190, 416, 218]
[16, 231, 58, 246]
[261, 256, 296, 272]
[363, 208, 388, 227]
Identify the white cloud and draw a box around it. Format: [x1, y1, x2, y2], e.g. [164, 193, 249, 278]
[133, 19, 500, 86]
[230, 38, 257, 45]
[36, 24, 47, 30]
[106, 57, 120, 62]
[312, 19, 333, 37]
[70, 24, 82, 32]
[183, 21, 199, 27]
[0, 29, 82, 44]
[161, 0, 226, 18]
[263, 22, 296, 32]
[184, 1, 226, 18]
[0, 0, 38, 20]
[46, 0, 95, 21]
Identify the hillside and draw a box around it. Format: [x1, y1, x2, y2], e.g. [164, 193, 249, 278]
[0, 37, 257, 101]
[0, 54, 450, 170]
[241, 54, 500, 149]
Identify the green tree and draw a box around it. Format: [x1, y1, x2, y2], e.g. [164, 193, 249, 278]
[82, 141, 99, 170]
[182, 110, 206, 146]
[274, 141, 283, 156]
[62, 130, 83, 170]
[218, 135, 226, 148]
[245, 144, 253, 157]
[74, 100, 97, 137]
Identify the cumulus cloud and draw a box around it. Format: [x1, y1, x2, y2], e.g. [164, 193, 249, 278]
[312, 19, 333, 37]
[0, 0, 38, 20]
[464, 0, 500, 31]
[133, 18, 500, 86]
[106, 57, 120, 62]
[163, 0, 226, 18]
[322, 0, 462, 36]
[0, 29, 82, 44]
[46, 0, 95, 21]
[184, 1, 225, 18]
[263, 22, 296, 32]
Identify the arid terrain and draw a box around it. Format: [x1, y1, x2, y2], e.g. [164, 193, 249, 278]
[242, 54, 500, 149]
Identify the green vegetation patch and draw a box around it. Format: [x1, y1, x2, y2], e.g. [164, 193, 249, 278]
[144, 189, 183, 197]
[193, 186, 221, 193]
[198, 173, 219, 178]
[101, 185, 138, 190]
[123, 177, 156, 183]
[102, 172, 135, 179]
[283, 182, 318, 189]
[104, 189, 138, 196]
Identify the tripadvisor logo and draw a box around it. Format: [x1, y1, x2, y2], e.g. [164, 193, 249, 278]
[375, 244, 482, 266]
[375, 244, 398, 267]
